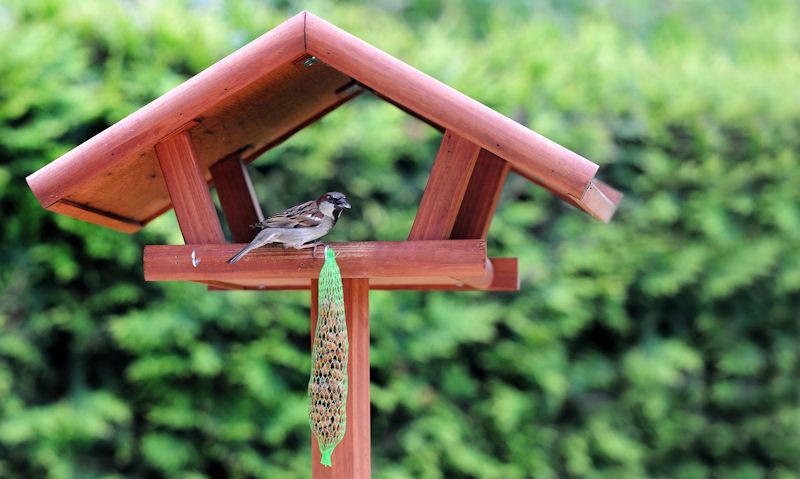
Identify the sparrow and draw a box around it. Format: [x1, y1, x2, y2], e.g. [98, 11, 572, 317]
[227, 192, 351, 264]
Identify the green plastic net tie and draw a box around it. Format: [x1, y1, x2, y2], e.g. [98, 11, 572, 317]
[309, 246, 348, 467]
[320, 445, 334, 467]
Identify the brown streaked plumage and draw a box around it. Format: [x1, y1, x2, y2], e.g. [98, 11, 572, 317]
[227, 192, 351, 264]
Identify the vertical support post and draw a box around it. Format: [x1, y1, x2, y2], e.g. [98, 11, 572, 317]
[155, 129, 224, 244]
[311, 279, 371, 479]
[450, 149, 510, 239]
[210, 151, 264, 243]
[408, 129, 481, 240]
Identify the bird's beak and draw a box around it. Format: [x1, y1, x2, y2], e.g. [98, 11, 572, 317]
[338, 199, 351, 209]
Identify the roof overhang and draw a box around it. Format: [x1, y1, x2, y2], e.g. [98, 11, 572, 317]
[26, 11, 620, 233]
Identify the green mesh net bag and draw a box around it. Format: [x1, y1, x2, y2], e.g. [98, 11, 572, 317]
[308, 247, 348, 467]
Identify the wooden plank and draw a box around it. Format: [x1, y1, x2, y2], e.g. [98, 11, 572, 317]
[241, 84, 363, 165]
[372, 257, 517, 291]
[450, 149, 510, 239]
[409, 130, 481, 240]
[144, 240, 487, 282]
[305, 12, 600, 204]
[196, 257, 518, 291]
[311, 279, 371, 478]
[457, 258, 494, 290]
[511, 168, 621, 222]
[578, 179, 623, 223]
[47, 200, 143, 234]
[36, 63, 356, 230]
[210, 152, 263, 242]
[155, 130, 225, 244]
[26, 12, 306, 209]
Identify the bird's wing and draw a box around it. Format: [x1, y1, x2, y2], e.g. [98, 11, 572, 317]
[251, 200, 323, 229]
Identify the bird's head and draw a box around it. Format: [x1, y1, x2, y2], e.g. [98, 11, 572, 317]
[318, 192, 351, 210]
[317, 192, 351, 217]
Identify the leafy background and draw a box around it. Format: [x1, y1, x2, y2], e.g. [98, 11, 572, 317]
[1, 0, 799, 477]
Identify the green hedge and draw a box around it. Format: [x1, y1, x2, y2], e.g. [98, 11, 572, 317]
[1, 0, 798, 477]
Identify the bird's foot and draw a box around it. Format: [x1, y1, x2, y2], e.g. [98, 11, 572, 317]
[297, 241, 326, 258]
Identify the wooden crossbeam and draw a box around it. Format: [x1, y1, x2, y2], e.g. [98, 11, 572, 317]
[196, 257, 519, 292]
[450, 149, 510, 239]
[409, 130, 481, 240]
[210, 151, 264, 243]
[155, 129, 225, 244]
[311, 279, 371, 478]
[144, 240, 487, 282]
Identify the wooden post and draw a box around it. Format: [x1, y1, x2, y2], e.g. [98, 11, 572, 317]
[210, 152, 264, 243]
[155, 129, 225, 244]
[311, 279, 371, 479]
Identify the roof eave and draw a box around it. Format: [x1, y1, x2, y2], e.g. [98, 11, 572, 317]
[304, 12, 617, 220]
[25, 11, 308, 211]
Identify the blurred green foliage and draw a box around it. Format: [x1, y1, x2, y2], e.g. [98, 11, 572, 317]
[1, 0, 799, 477]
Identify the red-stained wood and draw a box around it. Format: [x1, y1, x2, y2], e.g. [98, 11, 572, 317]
[457, 258, 495, 290]
[143, 240, 487, 282]
[409, 130, 481, 240]
[450, 149, 510, 240]
[200, 257, 519, 291]
[155, 130, 225, 244]
[27, 11, 620, 231]
[26, 12, 306, 211]
[47, 200, 143, 234]
[512, 167, 621, 223]
[210, 152, 263, 242]
[311, 278, 371, 478]
[579, 178, 623, 223]
[305, 12, 600, 205]
[240, 83, 364, 165]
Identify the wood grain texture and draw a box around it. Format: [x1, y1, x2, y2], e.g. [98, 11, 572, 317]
[47, 200, 143, 234]
[305, 12, 599, 204]
[239, 80, 363, 165]
[28, 11, 620, 231]
[26, 12, 306, 210]
[155, 130, 225, 244]
[409, 130, 481, 240]
[457, 257, 495, 290]
[47, 58, 352, 228]
[450, 149, 510, 239]
[210, 152, 263, 242]
[311, 279, 371, 478]
[172, 259, 518, 291]
[144, 240, 487, 282]
[578, 179, 623, 223]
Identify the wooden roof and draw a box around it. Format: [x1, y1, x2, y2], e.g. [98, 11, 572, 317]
[26, 11, 620, 234]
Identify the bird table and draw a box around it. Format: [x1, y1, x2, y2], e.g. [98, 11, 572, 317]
[25, 11, 621, 478]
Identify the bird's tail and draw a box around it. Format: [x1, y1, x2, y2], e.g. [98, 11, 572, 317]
[227, 244, 257, 264]
[227, 231, 278, 264]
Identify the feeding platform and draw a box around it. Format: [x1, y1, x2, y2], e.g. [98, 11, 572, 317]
[26, 11, 620, 478]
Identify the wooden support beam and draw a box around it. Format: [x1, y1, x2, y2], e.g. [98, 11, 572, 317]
[144, 240, 487, 283]
[155, 129, 225, 244]
[210, 152, 264, 243]
[579, 178, 623, 223]
[451, 150, 510, 239]
[457, 258, 495, 290]
[512, 168, 621, 223]
[311, 279, 371, 478]
[409, 130, 481, 240]
[199, 257, 519, 291]
[306, 12, 600, 203]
